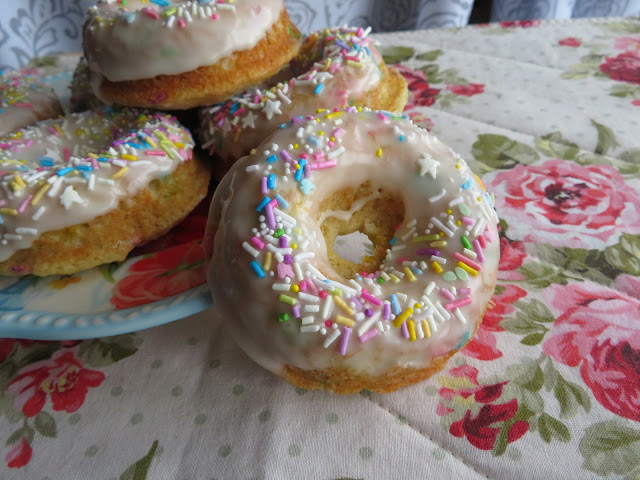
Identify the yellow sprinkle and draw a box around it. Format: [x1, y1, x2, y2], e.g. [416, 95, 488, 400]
[335, 315, 355, 327]
[293, 227, 302, 235]
[32, 184, 50, 205]
[290, 284, 299, 293]
[333, 295, 354, 316]
[431, 261, 443, 274]
[14, 174, 25, 188]
[294, 164, 301, 170]
[439, 232, 445, 237]
[330, 137, 335, 141]
[422, 320, 432, 338]
[389, 274, 400, 283]
[88, 153, 98, 158]
[403, 266, 416, 282]
[75, 128, 84, 136]
[457, 221, 462, 226]
[250, 149, 257, 155]
[325, 111, 344, 119]
[346, 60, 363, 68]
[393, 307, 414, 328]
[174, 141, 185, 149]
[0, 208, 18, 216]
[121, 154, 137, 161]
[414, 303, 421, 309]
[293, 143, 299, 149]
[413, 235, 439, 243]
[457, 261, 478, 277]
[234, 128, 242, 143]
[263, 251, 272, 271]
[446, 209, 452, 214]
[376, 148, 382, 157]
[316, 108, 327, 113]
[431, 241, 447, 247]
[112, 166, 129, 179]
[408, 320, 416, 341]
[475, 174, 486, 191]
[144, 137, 157, 148]
[291, 243, 297, 249]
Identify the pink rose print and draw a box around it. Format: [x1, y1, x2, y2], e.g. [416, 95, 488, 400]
[615, 274, 640, 300]
[614, 35, 640, 52]
[489, 159, 640, 249]
[438, 365, 529, 450]
[632, 99, 640, 106]
[558, 37, 581, 47]
[394, 65, 441, 107]
[543, 282, 640, 422]
[6, 350, 105, 417]
[446, 83, 485, 96]
[498, 236, 526, 281]
[599, 51, 640, 84]
[5, 439, 32, 469]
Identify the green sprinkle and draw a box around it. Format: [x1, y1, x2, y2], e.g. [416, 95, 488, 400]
[273, 228, 284, 238]
[377, 277, 385, 284]
[442, 271, 457, 282]
[413, 234, 440, 243]
[279, 294, 297, 306]
[278, 313, 290, 323]
[455, 267, 469, 280]
[332, 288, 342, 296]
[461, 235, 472, 249]
[458, 204, 470, 216]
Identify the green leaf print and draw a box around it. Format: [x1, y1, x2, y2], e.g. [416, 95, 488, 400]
[604, 21, 640, 34]
[591, 119, 620, 155]
[472, 134, 540, 169]
[415, 49, 444, 61]
[380, 46, 414, 64]
[120, 440, 159, 480]
[534, 132, 580, 160]
[6, 423, 34, 447]
[604, 234, 640, 276]
[34, 412, 57, 438]
[98, 261, 123, 284]
[609, 84, 640, 98]
[580, 421, 640, 476]
[538, 413, 570, 443]
[79, 334, 139, 368]
[418, 63, 443, 83]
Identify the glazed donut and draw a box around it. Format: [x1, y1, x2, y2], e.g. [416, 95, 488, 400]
[70, 58, 105, 113]
[0, 108, 210, 276]
[200, 26, 408, 167]
[207, 107, 499, 394]
[0, 69, 63, 136]
[83, 0, 302, 109]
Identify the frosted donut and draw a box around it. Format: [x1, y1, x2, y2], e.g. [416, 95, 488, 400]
[70, 58, 105, 113]
[83, 0, 302, 109]
[0, 108, 210, 276]
[0, 69, 63, 136]
[199, 26, 408, 167]
[207, 107, 499, 393]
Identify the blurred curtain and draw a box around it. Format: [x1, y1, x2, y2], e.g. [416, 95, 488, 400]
[491, 0, 640, 22]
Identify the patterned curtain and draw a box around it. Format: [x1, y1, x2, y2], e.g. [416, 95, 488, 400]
[491, 0, 640, 22]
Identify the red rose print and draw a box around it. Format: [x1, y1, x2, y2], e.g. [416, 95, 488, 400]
[498, 236, 526, 281]
[438, 365, 529, 450]
[488, 159, 640, 249]
[0, 339, 15, 362]
[614, 35, 640, 52]
[599, 51, 640, 84]
[558, 37, 581, 47]
[394, 65, 441, 107]
[111, 241, 207, 309]
[632, 99, 640, 106]
[6, 350, 105, 417]
[500, 20, 541, 28]
[446, 83, 485, 96]
[5, 439, 32, 469]
[543, 282, 640, 421]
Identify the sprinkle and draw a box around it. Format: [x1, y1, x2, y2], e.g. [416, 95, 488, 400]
[327, 146, 345, 159]
[274, 194, 288, 208]
[441, 288, 455, 301]
[445, 297, 472, 310]
[250, 237, 265, 250]
[389, 294, 401, 315]
[301, 325, 320, 333]
[31, 184, 50, 205]
[430, 217, 453, 237]
[359, 328, 378, 343]
[431, 261, 443, 274]
[338, 327, 351, 355]
[461, 235, 472, 249]
[429, 189, 447, 202]
[112, 167, 128, 179]
[463, 248, 477, 259]
[250, 261, 265, 278]
[457, 261, 478, 277]
[279, 294, 297, 306]
[393, 307, 414, 328]
[407, 320, 417, 341]
[263, 251, 272, 270]
[324, 329, 341, 348]
[321, 295, 333, 319]
[454, 308, 467, 324]
[360, 289, 382, 306]
[453, 252, 482, 271]
[314, 84, 323, 95]
[484, 227, 494, 243]
[333, 295, 354, 316]
[242, 241, 260, 257]
[477, 234, 487, 248]
[376, 148, 382, 157]
[403, 266, 416, 282]
[298, 292, 320, 303]
[473, 239, 485, 263]
[335, 315, 355, 327]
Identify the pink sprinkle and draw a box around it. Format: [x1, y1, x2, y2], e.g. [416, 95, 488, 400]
[445, 297, 472, 310]
[453, 252, 481, 271]
[460, 288, 471, 295]
[473, 239, 485, 263]
[268, 199, 278, 208]
[63, 148, 71, 162]
[299, 281, 307, 292]
[338, 327, 351, 355]
[440, 288, 455, 301]
[146, 150, 167, 156]
[360, 289, 382, 306]
[318, 290, 327, 299]
[397, 257, 410, 264]
[212, 13, 218, 19]
[461, 216, 474, 225]
[18, 195, 33, 214]
[264, 203, 276, 229]
[401, 322, 410, 339]
[143, 8, 159, 19]
[327, 141, 335, 148]
[484, 227, 494, 242]
[250, 237, 265, 250]
[277, 263, 294, 279]
[357, 27, 364, 37]
[177, 18, 186, 28]
[312, 152, 324, 161]
[359, 328, 378, 343]
[233, 107, 246, 116]
[261, 176, 268, 194]
[308, 161, 336, 170]
[332, 128, 345, 138]
[382, 303, 391, 320]
[477, 234, 487, 248]
[25, 140, 33, 148]
[292, 306, 300, 318]
[377, 112, 389, 123]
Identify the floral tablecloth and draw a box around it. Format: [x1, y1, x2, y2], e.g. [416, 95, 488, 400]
[2, 16, 640, 479]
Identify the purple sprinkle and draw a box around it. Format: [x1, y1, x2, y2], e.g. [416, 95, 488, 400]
[292, 306, 300, 318]
[279, 236, 287, 248]
[339, 327, 351, 355]
[261, 176, 268, 195]
[417, 248, 439, 256]
[348, 296, 363, 311]
[284, 254, 293, 264]
[383, 303, 391, 320]
[364, 308, 374, 318]
[280, 149, 292, 162]
[401, 322, 410, 339]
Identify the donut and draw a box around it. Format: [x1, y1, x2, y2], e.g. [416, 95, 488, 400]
[70, 58, 105, 113]
[0, 108, 210, 276]
[0, 69, 63, 136]
[206, 107, 499, 394]
[83, 0, 302, 109]
[199, 26, 408, 168]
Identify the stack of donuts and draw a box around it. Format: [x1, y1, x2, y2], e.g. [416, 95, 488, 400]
[0, 0, 501, 394]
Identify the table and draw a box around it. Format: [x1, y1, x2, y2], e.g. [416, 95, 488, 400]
[2, 16, 640, 479]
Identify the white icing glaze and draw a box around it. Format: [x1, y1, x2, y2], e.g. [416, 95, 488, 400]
[0, 70, 62, 137]
[0, 108, 194, 264]
[200, 26, 385, 162]
[83, 0, 284, 82]
[207, 108, 500, 378]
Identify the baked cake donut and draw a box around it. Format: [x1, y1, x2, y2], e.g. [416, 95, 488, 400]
[207, 107, 499, 393]
[0, 69, 63, 136]
[200, 26, 408, 166]
[0, 108, 210, 276]
[83, 0, 302, 109]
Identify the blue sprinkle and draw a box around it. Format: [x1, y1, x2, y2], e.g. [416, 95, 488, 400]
[461, 178, 472, 189]
[364, 46, 371, 56]
[0, 109, 3, 114]
[198, 0, 212, 3]
[266, 154, 277, 163]
[76, 165, 93, 172]
[274, 194, 288, 209]
[411, 266, 423, 276]
[39, 156, 54, 166]
[267, 174, 276, 189]
[97, 157, 110, 162]
[256, 196, 271, 212]
[299, 179, 315, 195]
[126, 142, 142, 149]
[336, 40, 350, 50]
[80, 171, 91, 179]
[56, 167, 73, 176]
[398, 135, 406, 142]
[123, 11, 135, 23]
[0, 215, 4, 225]
[307, 136, 320, 146]
[295, 159, 306, 182]
[229, 102, 240, 114]
[278, 123, 286, 129]
[455, 331, 471, 350]
[389, 237, 397, 246]
[389, 294, 401, 316]
[150, 0, 170, 5]
[250, 261, 265, 278]
[355, 275, 363, 281]
[314, 84, 323, 95]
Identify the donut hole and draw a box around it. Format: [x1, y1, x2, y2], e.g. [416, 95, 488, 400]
[319, 182, 404, 278]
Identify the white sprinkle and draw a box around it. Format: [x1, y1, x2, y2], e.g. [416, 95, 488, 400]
[435, 301, 451, 322]
[429, 189, 447, 203]
[303, 305, 320, 312]
[357, 310, 381, 337]
[298, 292, 320, 303]
[15, 228, 37, 235]
[463, 248, 478, 259]
[321, 295, 334, 319]
[242, 241, 260, 257]
[294, 263, 304, 281]
[454, 308, 467, 324]
[348, 279, 362, 292]
[431, 255, 446, 264]
[294, 252, 315, 262]
[47, 176, 65, 198]
[430, 217, 454, 237]
[327, 146, 346, 159]
[301, 316, 315, 325]
[472, 217, 487, 238]
[401, 227, 416, 241]
[449, 196, 463, 206]
[272, 283, 291, 291]
[3, 234, 22, 240]
[32, 206, 45, 220]
[323, 329, 340, 347]
[301, 325, 320, 333]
